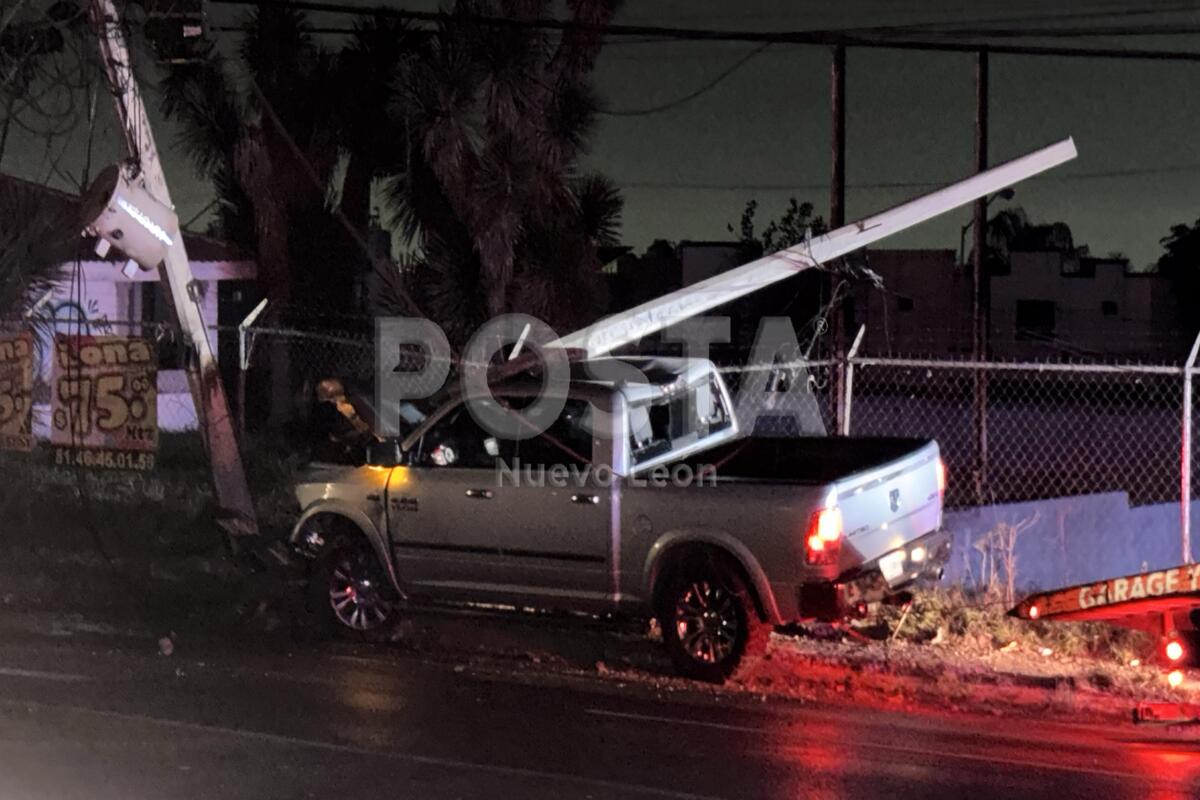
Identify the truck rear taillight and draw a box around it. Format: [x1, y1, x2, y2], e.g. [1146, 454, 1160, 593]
[936, 458, 947, 497]
[805, 505, 843, 565]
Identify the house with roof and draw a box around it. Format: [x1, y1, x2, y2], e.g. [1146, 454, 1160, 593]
[850, 247, 1182, 360]
[2, 173, 259, 431]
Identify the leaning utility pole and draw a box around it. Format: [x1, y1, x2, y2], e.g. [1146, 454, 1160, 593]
[89, 0, 258, 538]
[557, 139, 1076, 358]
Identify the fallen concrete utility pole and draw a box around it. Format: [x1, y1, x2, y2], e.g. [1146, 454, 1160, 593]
[89, 0, 258, 537]
[554, 137, 1077, 359]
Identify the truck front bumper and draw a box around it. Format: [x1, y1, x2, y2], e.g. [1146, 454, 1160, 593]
[798, 528, 952, 621]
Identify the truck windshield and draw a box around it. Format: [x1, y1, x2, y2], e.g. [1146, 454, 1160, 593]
[628, 376, 731, 465]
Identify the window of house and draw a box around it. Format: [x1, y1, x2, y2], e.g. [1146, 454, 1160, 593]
[1015, 299, 1056, 341]
[1101, 301, 1118, 317]
[1061, 259, 1096, 278]
[896, 296, 915, 312]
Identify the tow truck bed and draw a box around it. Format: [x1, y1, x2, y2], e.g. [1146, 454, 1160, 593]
[1011, 563, 1200, 631]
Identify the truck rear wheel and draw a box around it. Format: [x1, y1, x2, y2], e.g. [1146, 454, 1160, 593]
[656, 553, 770, 682]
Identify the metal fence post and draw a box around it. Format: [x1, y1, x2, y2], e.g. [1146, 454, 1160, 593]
[237, 299, 269, 438]
[1182, 332, 1200, 564]
[840, 325, 865, 436]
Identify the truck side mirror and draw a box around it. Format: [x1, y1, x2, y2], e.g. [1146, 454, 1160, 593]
[365, 439, 402, 468]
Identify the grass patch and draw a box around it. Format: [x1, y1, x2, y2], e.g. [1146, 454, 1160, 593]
[0, 432, 303, 558]
[879, 586, 1153, 665]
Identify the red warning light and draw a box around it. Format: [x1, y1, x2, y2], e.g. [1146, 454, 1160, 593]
[1166, 639, 1185, 663]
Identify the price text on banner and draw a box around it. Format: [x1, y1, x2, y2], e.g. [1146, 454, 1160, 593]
[50, 335, 157, 470]
[0, 332, 34, 452]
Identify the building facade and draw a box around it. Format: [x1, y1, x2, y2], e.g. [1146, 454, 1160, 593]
[852, 248, 1181, 360]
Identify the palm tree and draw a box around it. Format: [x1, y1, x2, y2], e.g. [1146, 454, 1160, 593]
[387, 0, 624, 343]
[162, 2, 624, 341]
[333, 16, 425, 237]
[160, 5, 421, 312]
[160, 6, 428, 429]
[0, 178, 73, 317]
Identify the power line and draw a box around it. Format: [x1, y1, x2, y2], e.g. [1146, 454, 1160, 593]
[619, 2, 1200, 29]
[834, 2, 1200, 39]
[210, 21, 1200, 46]
[615, 162, 1200, 193]
[206, 0, 1200, 62]
[876, 23, 1200, 40]
[210, 24, 360, 35]
[601, 43, 770, 116]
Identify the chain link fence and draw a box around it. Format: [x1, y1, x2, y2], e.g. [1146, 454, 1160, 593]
[4, 307, 1194, 577]
[236, 315, 1197, 532]
[240, 326, 374, 432]
[844, 358, 1185, 509]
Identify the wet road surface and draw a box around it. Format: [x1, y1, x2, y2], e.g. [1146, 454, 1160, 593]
[0, 613, 1197, 799]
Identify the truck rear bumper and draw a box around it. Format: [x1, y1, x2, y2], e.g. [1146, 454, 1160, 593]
[797, 528, 952, 621]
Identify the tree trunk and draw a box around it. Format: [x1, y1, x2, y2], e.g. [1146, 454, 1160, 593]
[339, 153, 372, 237]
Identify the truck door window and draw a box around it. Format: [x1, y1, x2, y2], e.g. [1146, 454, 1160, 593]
[419, 403, 515, 468]
[516, 399, 593, 468]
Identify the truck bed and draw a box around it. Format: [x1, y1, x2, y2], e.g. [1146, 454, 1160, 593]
[687, 436, 934, 485]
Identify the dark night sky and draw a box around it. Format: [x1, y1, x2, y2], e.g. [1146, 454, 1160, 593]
[5, 1, 1200, 269]
[590, 1, 1200, 269]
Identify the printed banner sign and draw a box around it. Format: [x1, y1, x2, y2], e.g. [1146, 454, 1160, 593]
[50, 334, 157, 470]
[1032, 564, 1200, 618]
[0, 331, 34, 452]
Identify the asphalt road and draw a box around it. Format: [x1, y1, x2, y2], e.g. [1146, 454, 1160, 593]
[0, 614, 1197, 799]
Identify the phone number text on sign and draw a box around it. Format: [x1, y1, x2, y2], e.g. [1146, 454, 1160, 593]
[50, 335, 158, 463]
[53, 447, 156, 471]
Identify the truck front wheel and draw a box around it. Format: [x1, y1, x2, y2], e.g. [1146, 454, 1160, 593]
[309, 535, 398, 637]
[656, 554, 770, 682]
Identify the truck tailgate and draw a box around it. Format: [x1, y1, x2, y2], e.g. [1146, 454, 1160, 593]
[834, 440, 943, 571]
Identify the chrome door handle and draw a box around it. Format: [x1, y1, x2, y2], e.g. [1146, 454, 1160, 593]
[571, 494, 599, 505]
[465, 489, 494, 500]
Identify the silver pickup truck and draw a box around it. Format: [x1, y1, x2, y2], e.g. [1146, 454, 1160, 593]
[292, 357, 949, 681]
